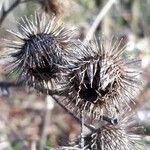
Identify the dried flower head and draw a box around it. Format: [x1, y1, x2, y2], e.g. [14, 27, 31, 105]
[6, 13, 75, 89]
[38, 0, 72, 18]
[59, 38, 142, 121]
[70, 111, 144, 150]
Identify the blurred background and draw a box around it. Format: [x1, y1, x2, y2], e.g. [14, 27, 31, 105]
[0, 0, 150, 149]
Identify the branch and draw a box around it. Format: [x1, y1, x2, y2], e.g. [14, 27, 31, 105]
[0, 80, 117, 132]
[0, 80, 95, 131]
[0, 0, 33, 26]
[37, 96, 52, 150]
[52, 95, 95, 131]
[80, 111, 85, 149]
[0, 0, 21, 25]
[83, 0, 117, 43]
[0, 81, 23, 96]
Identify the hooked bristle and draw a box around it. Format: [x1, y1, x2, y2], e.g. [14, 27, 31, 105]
[70, 110, 144, 150]
[58, 38, 142, 121]
[5, 12, 76, 90]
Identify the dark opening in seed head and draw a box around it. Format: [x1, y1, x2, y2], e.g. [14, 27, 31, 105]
[79, 83, 98, 103]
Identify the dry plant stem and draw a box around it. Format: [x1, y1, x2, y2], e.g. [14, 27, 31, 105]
[83, 0, 117, 43]
[31, 141, 37, 150]
[52, 96, 95, 131]
[80, 110, 84, 149]
[32, 85, 94, 131]
[0, 80, 94, 131]
[37, 97, 52, 150]
[0, 81, 21, 87]
[0, 0, 21, 25]
[0, 81, 119, 133]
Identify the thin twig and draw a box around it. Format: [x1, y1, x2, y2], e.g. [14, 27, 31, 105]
[80, 110, 85, 149]
[0, 81, 24, 96]
[52, 95, 95, 131]
[83, 0, 117, 43]
[37, 96, 52, 150]
[0, 80, 95, 132]
[0, 0, 21, 25]
[0, 0, 33, 26]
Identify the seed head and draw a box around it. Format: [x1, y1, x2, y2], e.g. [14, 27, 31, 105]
[59, 38, 142, 120]
[71, 111, 144, 150]
[6, 13, 75, 89]
[38, 0, 72, 18]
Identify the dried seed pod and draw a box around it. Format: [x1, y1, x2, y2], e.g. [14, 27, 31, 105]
[70, 111, 144, 150]
[5, 13, 75, 90]
[38, 0, 72, 18]
[59, 38, 142, 121]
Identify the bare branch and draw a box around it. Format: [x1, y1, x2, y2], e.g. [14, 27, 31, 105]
[83, 0, 117, 43]
[0, 0, 33, 26]
[37, 96, 53, 150]
[0, 0, 21, 25]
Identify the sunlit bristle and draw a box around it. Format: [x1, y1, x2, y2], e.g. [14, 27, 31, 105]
[59, 38, 142, 120]
[5, 12, 76, 90]
[70, 110, 144, 150]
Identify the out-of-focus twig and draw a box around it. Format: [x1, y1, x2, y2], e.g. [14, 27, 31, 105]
[0, 0, 21, 26]
[0, 81, 116, 132]
[0, 81, 23, 96]
[52, 95, 95, 132]
[80, 111, 84, 149]
[83, 0, 117, 43]
[0, 0, 33, 26]
[37, 96, 53, 150]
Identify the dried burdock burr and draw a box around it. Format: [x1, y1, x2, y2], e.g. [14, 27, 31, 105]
[59, 37, 142, 121]
[5, 13, 75, 90]
[70, 110, 144, 150]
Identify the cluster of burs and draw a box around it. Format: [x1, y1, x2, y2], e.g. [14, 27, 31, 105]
[4, 13, 143, 150]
